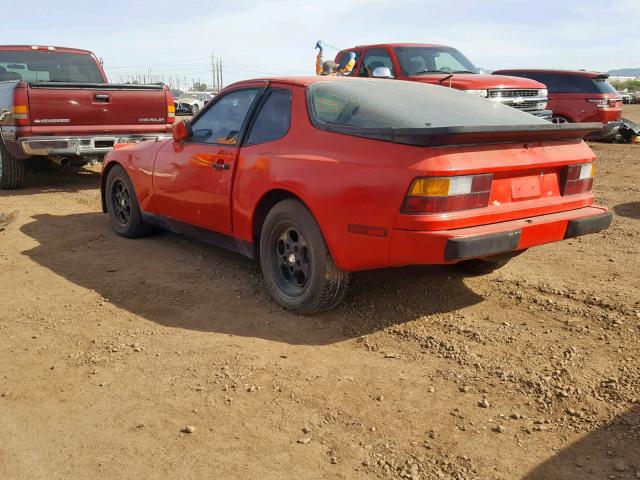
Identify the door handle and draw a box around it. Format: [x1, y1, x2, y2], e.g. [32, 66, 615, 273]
[212, 161, 230, 170]
[94, 94, 110, 102]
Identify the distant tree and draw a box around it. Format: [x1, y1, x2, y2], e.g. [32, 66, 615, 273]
[192, 82, 209, 92]
[611, 79, 640, 91]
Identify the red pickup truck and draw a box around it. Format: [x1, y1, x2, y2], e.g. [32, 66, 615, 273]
[0, 45, 175, 189]
[336, 43, 551, 118]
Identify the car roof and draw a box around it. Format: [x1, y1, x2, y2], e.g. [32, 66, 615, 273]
[227, 76, 365, 88]
[493, 68, 608, 78]
[0, 45, 95, 55]
[349, 43, 450, 50]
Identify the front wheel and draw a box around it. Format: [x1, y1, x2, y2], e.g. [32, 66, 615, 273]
[551, 115, 570, 124]
[105, 165, 152, 238]
[0, 142, 26, 190]
[259, 199, 350, 314]
[191, 104, 200, 116]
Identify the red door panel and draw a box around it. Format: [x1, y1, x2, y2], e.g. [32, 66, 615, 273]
[151, 140, 237, 233]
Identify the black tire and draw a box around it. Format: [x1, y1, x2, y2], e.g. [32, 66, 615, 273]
[0, 141, 26, 190]
[105, 165, 152, 238]
[551, 115, 570, 124]
[259, 199, 350, 314]
[456, 252, 523, 276]
[191, 104, 199, 116]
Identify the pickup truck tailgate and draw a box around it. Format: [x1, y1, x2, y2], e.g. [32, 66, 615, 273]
[27, 83, 168, 128]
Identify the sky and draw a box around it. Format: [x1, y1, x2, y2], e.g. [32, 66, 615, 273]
[1, 0, 639, 89]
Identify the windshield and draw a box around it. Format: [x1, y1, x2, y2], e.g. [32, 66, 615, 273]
[394, 46, 478, 76]
[0, 50, 103, 83]
[308, 79, 547, 131]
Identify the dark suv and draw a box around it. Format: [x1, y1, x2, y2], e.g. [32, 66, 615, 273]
[492, 69, 622, 139]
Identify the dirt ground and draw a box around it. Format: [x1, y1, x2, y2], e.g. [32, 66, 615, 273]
[1, 106, 639, 480]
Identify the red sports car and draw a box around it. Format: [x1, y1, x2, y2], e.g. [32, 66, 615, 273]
[101, 77, 612, 314]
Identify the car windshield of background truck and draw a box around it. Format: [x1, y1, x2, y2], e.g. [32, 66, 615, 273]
[308, 79, 548, 130]
[0, 51, 103, 83]
[394, 46, 478, 76]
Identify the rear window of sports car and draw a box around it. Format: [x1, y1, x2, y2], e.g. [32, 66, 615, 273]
[307, 79, 548, 131]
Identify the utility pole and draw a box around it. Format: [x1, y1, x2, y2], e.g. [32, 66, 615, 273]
[212, 53, 217, 93]
[218, 58, 223, 90]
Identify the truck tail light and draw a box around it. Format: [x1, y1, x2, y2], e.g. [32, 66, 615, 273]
[401, 174, 493, 214]
[165, 89, 175, 123]
[12, 87, 29, 126]
[562, 163, 595, 196]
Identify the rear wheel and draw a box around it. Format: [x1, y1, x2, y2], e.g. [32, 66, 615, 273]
[259, 199, 350, 314]
[105, 165, 152, 238]
[0, 142, 26, 190]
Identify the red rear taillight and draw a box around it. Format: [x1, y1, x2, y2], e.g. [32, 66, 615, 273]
[587, 98, 609, 108]
[401, 174, 493, 214]
[166, 89, 175, 124]
[562, 163, 595, 196]
[12, 87, 29, 126]
[588, 98, 621, 108]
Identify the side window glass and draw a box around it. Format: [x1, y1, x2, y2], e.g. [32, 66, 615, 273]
[246, 89, 291, 145]
[191, 88, 259, 145]
[534, 74, 557, 93]
[360, 49, 395, 77]
[555, 75, 599, 94]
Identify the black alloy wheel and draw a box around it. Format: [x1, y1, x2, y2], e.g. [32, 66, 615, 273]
[270, 222, 312, 297]
[111, 179, 132, 227]
[105, 165, 152, 238]
[259, 199, 350, 314]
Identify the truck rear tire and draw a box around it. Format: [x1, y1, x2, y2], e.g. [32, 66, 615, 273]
[259, 199, 350, 315]
[0, 142, 26, 190]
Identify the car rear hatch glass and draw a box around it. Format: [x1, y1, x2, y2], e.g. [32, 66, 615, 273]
[308, 80, 601, 146]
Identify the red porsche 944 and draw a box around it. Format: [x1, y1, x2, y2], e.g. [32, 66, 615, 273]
[101, 77, 612, 314]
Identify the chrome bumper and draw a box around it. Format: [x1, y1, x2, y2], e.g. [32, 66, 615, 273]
[19, 134, 171, 157]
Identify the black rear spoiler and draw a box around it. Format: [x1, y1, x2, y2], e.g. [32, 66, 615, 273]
[317, 123, 604, 147]
[28, 82, 165, 90]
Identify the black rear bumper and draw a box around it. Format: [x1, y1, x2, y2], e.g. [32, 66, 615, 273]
[444, 211, 613, 261]
[564, 212, 613, 238]
[444, 230, 521, 261]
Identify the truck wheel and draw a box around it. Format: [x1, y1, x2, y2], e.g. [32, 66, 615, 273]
[0, 142, 26, 190]
[456, 252, 522, 276]
[260, 199, 350, 315]
[105, 165, 152, 238]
